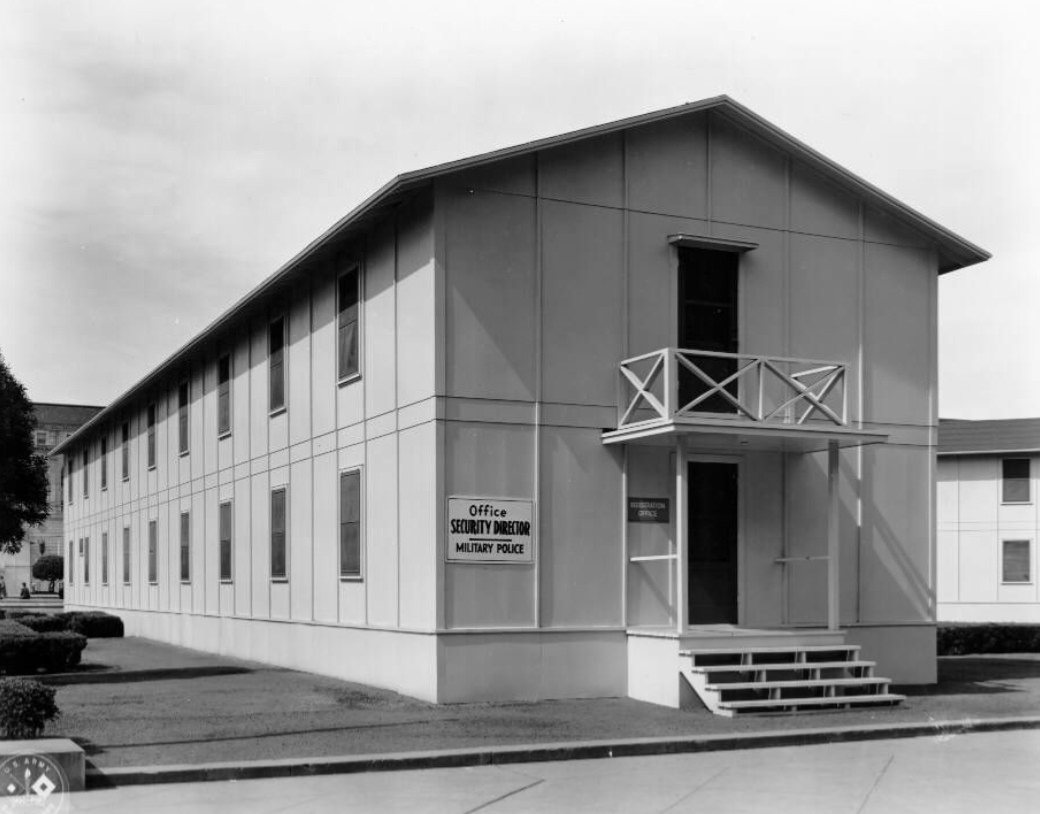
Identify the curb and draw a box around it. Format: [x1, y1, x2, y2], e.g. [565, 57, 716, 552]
[84, 714, 1040, 789]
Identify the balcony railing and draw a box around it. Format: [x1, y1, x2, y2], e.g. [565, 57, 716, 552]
[616, 348, 848, 431]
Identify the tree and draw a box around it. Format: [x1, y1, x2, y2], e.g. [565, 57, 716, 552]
[32, 554, 65, 592]
[0, 350, 49, 554]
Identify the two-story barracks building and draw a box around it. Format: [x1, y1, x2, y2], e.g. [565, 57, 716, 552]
[54, 97, 989, 708]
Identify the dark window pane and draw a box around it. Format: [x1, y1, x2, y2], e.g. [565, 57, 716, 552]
[121, 422, 130, 479]
[1003, 540, 1031, 583]
[102, 532, 109, 584]
[123, 526, 131, 584]
[180, 513, 190, 581]
[271, 490, 287, 578]
[220, 502, 232, 581]
[148, 521, 157, 582]
[218, 355, 231, 435]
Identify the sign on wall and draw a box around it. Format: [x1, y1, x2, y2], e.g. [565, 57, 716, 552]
[447, 497, 534, 563]
[627, 497, 670, 523]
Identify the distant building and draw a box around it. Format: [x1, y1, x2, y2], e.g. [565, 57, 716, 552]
[54, 97, 989, 710]
[938, 418, 1040, 622]
[1, 403, 103, 593]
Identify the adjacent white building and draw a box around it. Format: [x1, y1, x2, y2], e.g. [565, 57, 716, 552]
[53, 97, 989, 710]
[938, 419, 1040, 622]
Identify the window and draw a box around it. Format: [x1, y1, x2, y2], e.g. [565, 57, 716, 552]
[147, 403, 157, 469]
[269, 318, 285, 413]
[1002, 459, 1031, 503]
[148, 520, 158, 583]
[34, 430, 48, 447]
[271, 488, 287, 579]
[101, 435, 108, 490]
[219, 501, 233, 582]
[82, 448, 89, 498]
[101, 531, 109, 585]
[122, 526, 131, 585]
[178, 381, 189, 456]
[1003, 540, 1031, 583]
[83, 536, 90, 584]
[180, 511, 191, 582]
[218, 354, 232, 436]
[68, 540, 74, 584]
[338, 265, 360, 381]
[67, 458, 73, 503]
[61, 466, 67, 505]
[339, 469, 362, 578]
[121, 421, 130, 481]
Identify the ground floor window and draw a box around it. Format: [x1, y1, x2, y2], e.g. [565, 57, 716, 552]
[340, 469, 362, 578]
[122, 526, 131, 585]
[83, 537, 90, 584]
[1003, 539, 1031, 584]
[148, 520, 158, 583]
[271, 488, 287, 579]
[219, 501, 233, 582]
[68, 540, 74, 584]
[102, 531, 109, 585]
[180, 511, 191, 582]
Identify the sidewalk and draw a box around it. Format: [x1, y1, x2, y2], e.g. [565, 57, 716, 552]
[40, 638, 1040, 783]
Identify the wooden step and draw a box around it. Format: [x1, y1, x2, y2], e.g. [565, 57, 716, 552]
[718, 693, 905, 715]
[705, 676, 887, 692]
[680, 644, 860, 657]
[690, 659, 876, 675]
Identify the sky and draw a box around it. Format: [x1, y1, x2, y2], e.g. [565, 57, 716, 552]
[0, 0, 1036, 419]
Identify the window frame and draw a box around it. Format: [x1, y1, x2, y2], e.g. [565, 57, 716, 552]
[339, 467, 364, 580]
[337, 263, 362, 385]
[148, 519, 158, 584]
[217, 353, 232, 438]
[179, 510, 191, 583]
[219, 500, 233, 583]
[270, 487, 288, 581]
[122, 525, 131, 585]
[83, 536, 90, 585]
[121, 421, 130, 481]
[268, 316, 286, 415]
[82, 447, 89, 498]
[66, 460, 73, 504]
[147, 403, 157, 470]
[178, 380, 190, 457]
[1002, 539, 1032, 584]
[68, 540, 74, 585]
[1002, 458, 1032, 505]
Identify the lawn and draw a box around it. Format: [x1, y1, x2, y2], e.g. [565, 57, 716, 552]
[40, 638, 1040, 768]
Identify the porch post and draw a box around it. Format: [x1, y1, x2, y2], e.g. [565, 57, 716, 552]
[827, 440, 840, 631]
[676, 437, 688, 634]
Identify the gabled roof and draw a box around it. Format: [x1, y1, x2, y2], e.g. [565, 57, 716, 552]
[938, 419, 1040, 456]
[52, 95, 991, 457]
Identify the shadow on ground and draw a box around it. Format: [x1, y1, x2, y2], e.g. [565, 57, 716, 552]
[897, 656, 1040, 697]
[42, 665, 255, 686]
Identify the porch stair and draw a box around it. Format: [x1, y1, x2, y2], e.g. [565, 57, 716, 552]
[680, 643, 905, 717]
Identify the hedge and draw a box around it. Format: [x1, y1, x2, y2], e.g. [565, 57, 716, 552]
[62, 611, 124, 639]
[938, 623, 1040, 656]
[0, 619, 87, 674]
[14, 614, 67, 633]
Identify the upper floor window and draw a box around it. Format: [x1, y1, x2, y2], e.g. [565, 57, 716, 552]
[178, 381, 190, 456]
[269, 318, 285, 413]
[1002, 459, 1031, 504]
[100, 435, 108, 490]
[121, 421, 130, 481]
[147, 403, 157, 469]
[82, 448, 89, 498]
[217, 354, 232, 437]
[34, 430, 48, 447]
[338, 265, 360, 382]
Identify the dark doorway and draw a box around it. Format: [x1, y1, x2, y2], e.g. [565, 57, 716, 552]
[677, 247, 738, 413]
[688, 460, 739, 624]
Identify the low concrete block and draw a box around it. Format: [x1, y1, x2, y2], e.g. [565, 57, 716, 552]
[0, 738, 85, 792]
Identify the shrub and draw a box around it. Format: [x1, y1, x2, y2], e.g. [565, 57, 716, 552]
[6, 611, 38, 621]
[63, 611, 124, 639]
[14, 615, 66, 634]
[0, 678, 59, 739]
[0, 620, 41, 674]
[31, 555, 64, 592]
[938, 623, 1040, 656]
[38, 632, 87, 671]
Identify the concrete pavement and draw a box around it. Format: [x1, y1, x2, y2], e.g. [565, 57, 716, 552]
[65, 728, 1040, 813]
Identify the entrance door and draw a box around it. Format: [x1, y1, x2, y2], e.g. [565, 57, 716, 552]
[688, 460, 739, 624]
[677, 247, 739, 413]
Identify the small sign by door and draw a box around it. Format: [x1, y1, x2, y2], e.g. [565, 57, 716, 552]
[628, 498, 670, 523]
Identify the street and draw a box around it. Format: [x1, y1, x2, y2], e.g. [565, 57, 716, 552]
[66, 728, 1040, 813]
